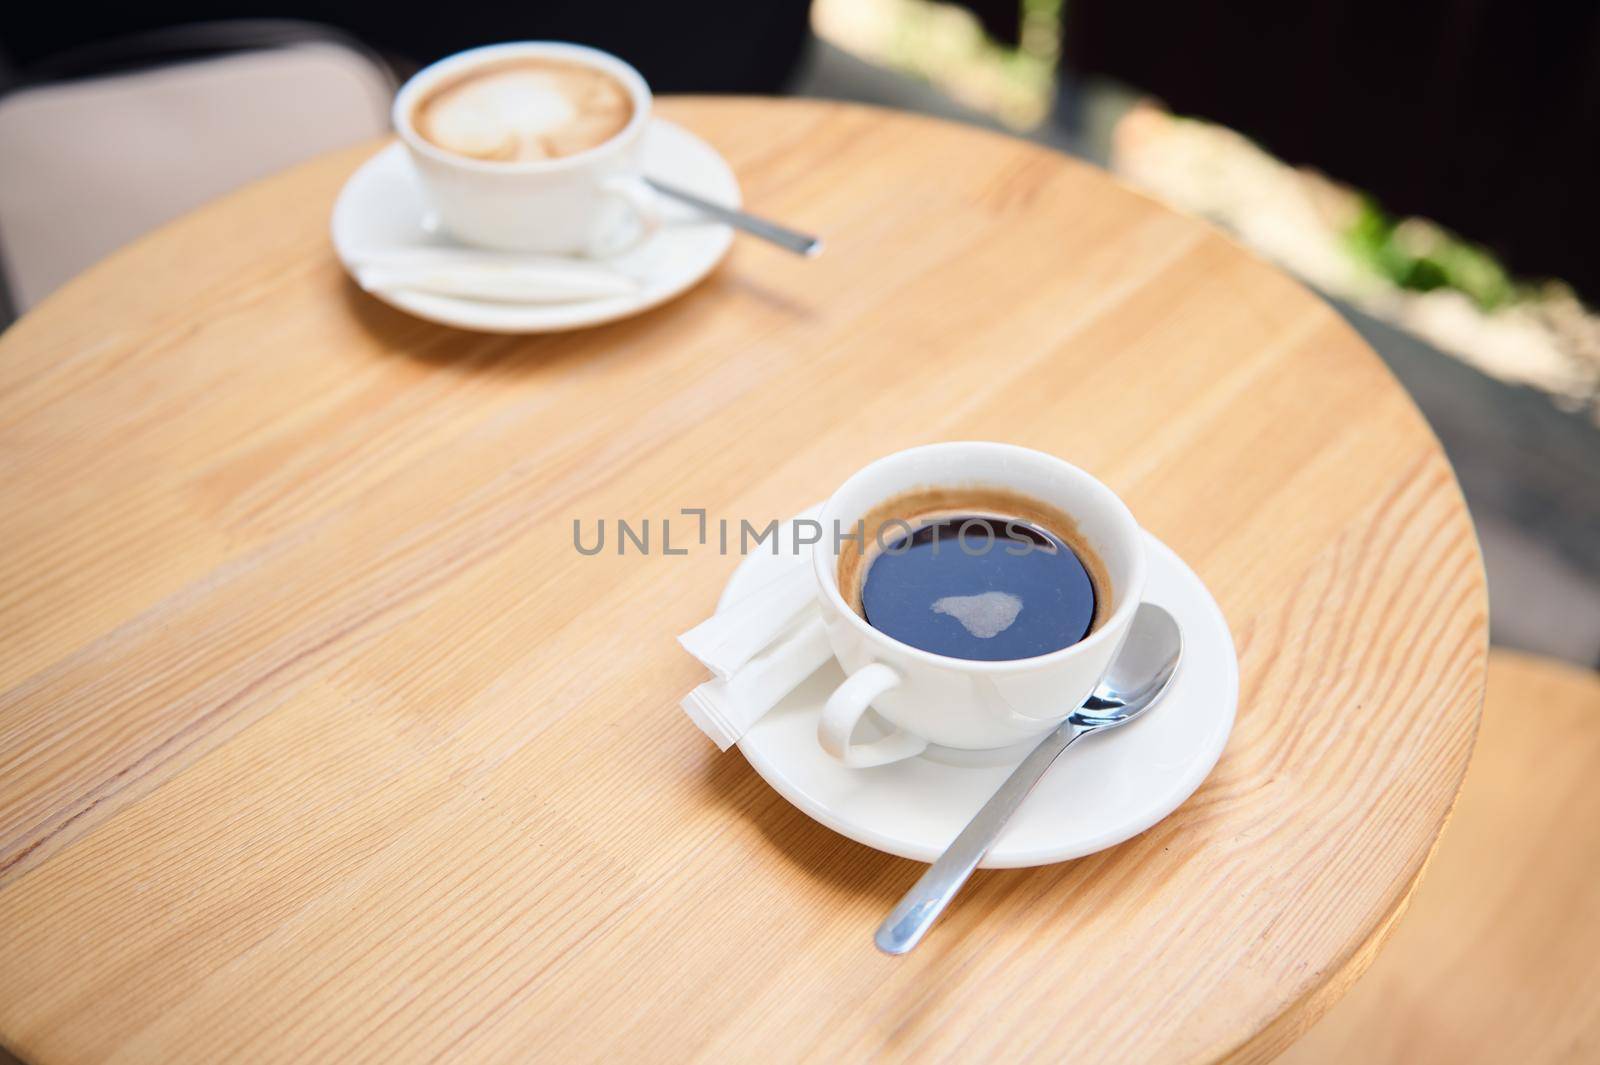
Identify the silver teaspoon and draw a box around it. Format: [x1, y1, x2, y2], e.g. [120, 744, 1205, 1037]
[644, 178, 823, 257]
[874, 603, 1183, 955]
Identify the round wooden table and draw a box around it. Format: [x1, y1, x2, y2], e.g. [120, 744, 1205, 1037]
[0, 99, 1486, 1064]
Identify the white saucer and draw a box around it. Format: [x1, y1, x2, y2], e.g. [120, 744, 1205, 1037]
[722, 511, 1238, 868]
[330, 119, 738, 333]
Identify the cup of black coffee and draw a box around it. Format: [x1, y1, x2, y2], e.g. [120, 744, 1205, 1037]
[812, 442, 1147, 767]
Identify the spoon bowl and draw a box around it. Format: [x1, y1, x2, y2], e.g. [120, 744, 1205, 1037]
[1071, 603, 1183, 728]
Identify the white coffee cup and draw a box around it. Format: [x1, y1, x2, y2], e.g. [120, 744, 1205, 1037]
[393, 42, 662, 257]
[812, 442, 1148, 767]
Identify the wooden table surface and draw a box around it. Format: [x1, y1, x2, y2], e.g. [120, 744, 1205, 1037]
[0, 98, 1486, 1064]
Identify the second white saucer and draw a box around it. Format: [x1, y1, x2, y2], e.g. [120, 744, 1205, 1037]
[723, 510, 1238, 868]
[330, 118, 738, 333]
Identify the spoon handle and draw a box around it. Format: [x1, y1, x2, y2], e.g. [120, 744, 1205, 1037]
[644, 178, 823, 257]
[875, 721, 1092, 955]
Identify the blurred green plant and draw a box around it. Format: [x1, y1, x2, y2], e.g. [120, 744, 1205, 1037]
[1344, 197, 1517, 311]
[815, 0, 1060, 128]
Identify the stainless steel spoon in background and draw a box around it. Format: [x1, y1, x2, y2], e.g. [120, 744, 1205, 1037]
[874, 603, 1184, 956]
[645, 178, 823, 257]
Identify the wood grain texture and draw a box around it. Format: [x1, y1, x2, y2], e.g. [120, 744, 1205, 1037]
[1278, 651, 1600, 1065]
[0, 98, 1486, 1064]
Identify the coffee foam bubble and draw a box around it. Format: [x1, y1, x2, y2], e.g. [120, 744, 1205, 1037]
[414, 59, 632, 163]
[933, 592, 1023, 639]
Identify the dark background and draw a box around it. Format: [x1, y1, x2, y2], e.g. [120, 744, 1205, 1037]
[0, 3, 812, 93]
[1066, 0, 1600, 304]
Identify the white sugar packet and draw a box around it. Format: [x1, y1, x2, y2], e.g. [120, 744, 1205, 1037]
[680, 613, 832, 751]
[677, 556, 816, 679]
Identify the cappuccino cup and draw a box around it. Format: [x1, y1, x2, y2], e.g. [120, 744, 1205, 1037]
[812, 443, 1148, 767]
[393, 42, 662, 257]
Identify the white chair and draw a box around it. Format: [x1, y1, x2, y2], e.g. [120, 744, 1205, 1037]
[0, 23, 395, 317]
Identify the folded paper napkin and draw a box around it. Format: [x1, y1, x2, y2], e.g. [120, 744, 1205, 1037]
[678, 555, 831, 750]
[681, 614, 831, 751]
[677, 560, 816, 679]
[350, 248, 641, 304]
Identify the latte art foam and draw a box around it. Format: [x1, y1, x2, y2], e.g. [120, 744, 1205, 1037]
[413, 59, 633, 163]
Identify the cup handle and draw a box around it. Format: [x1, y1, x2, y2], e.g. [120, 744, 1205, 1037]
[588, 174, 663, 258]
[819, 663, 928, 768]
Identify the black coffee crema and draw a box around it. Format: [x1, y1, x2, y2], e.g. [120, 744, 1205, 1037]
[859, 515, 1098, 662]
